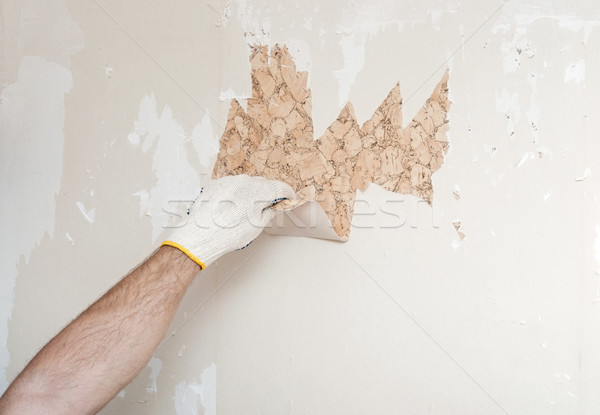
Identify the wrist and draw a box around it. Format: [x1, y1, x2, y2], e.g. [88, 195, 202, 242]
[158, 245, 201, 281]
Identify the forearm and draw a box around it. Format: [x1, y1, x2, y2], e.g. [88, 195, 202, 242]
[0, 246, 199, 414]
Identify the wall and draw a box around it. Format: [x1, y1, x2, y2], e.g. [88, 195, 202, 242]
[2, 0, 600, 413]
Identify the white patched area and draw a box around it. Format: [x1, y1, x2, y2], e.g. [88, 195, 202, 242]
[0, 56, 73, 393]
[173, 364, 216, 415]
[127, 95, 219, 242]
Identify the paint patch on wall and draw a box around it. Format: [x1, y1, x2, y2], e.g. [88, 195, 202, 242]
[564, 59, 586, 83]
[76, 201, 96, 224]
[128, 95, 218, 242]
[333, 21, 390, 109]
[213, 45, 450, 240]
[173, 363, 216, 415]
[495, 88, 521, 137]
[146, 356, 162, 394]
[0, 56, 73, 392]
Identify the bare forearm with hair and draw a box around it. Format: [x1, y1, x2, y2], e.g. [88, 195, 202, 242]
[0, 246, 199, 414]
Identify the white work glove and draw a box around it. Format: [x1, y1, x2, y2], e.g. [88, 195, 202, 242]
[162, 174, 295, 269]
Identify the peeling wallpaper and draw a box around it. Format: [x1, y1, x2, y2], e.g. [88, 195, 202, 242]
[213, 45, 450, 239]
[2, 0, 600, 413]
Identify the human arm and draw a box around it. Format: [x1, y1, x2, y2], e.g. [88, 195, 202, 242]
[0, 246, 198, 414]
[0, 174, 294, 414]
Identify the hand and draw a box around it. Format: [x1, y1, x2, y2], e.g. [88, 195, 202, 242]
[162, 174, 295, 269]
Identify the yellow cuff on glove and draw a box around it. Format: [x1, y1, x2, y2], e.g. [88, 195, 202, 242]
[161, 241, 207, 270]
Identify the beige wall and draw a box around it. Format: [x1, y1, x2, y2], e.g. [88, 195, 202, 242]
[2, 0, 600, 413]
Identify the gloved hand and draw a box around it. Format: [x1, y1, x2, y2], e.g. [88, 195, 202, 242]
[162, 174, 295, 269]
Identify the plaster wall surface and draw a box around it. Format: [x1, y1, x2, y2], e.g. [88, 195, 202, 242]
[1, 0, 600, 414]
